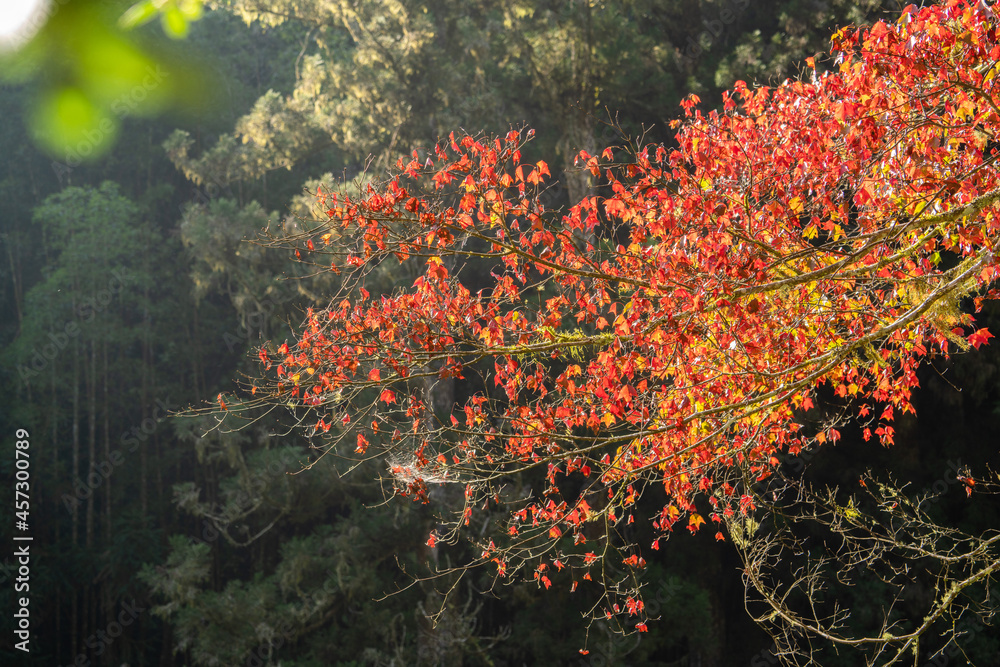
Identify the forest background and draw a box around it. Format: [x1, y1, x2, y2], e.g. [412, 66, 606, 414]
[2, 0, 1000, 665]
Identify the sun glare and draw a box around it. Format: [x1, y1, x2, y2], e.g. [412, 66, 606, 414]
[0, 0, 50, 52]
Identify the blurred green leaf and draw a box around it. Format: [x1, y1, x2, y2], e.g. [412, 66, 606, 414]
[118, 0, 158, 29]
[120, 0, 205, 36]
[30, 85, 118, 159]
[179, 0, 204, 21]
[162, 5, 189, 39]
[77, 33, 166, 108]
[3, 1, 209, 158]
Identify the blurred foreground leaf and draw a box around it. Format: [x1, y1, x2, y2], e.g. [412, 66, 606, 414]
[3, 0, 207, 160]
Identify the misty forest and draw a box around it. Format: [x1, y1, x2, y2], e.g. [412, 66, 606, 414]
[3, 1, 1000, 666]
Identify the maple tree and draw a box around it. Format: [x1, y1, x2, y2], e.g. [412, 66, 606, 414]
[217, 0, 1000, 660]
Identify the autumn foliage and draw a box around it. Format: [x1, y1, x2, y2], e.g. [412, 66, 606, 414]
[234, 0, 1000, 632]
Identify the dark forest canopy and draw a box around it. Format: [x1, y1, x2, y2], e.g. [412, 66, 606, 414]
[3, 1, 1000, 666]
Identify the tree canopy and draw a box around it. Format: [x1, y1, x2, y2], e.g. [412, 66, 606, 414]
[216, 1, 1000, 661]
[7, 1, 1000, 665]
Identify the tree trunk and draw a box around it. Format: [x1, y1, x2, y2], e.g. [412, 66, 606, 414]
[87, 340, 96, 551]
[103, 340, 112, 538]
[52, 366, 61, 660]
[142, 283, 151, 517]
[85, 339, 97, 657]
[558, 110, 598, 207]
[4, 231, 23, 334]
[71, 336, 80, 655]
[558, 0, 596, 208]
[103, 340, 114, 662]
